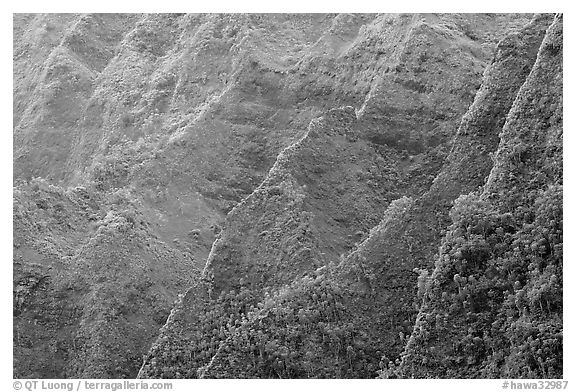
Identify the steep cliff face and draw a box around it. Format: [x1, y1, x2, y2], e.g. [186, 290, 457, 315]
[14, 13, 80, 129]
[14, 14, 140, 182]
[13, 13, 560, 380]
[399, 14, 562, 378]
[348, 13, 554, 372]
[188, 14, 554, 379]
[13, 13, 529, 255]
[201, 13, 531, 297]
[202, 106, 402, 294]
[137, 14, 540, 379]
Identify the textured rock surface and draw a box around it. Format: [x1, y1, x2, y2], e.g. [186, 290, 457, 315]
[13, 180, 199, 377]
[137, 14, 556, 379]
[13, 13, 561, 379]
[189, 14, 556, 379]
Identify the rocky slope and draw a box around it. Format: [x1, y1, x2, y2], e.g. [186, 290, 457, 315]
[137, 14, 554, 379]
[13, 179, 199, 378]
[199, 14, 557, 379]
[201, 13, 535, 296]
[13, 13, 561, 379]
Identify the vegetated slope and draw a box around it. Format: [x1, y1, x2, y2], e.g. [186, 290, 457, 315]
[202, 106, 401, 294]
[357, 13, 554, 375]
[13, 13, 529, 235]
[13, 13, 536, 379]
[13, 13, 86, 129]
[137, 14, 534, 379]
[13, 13, 530, 258]
[192, 13, 532, 296]
[12, 14, 340, 378]
[399, 14, 562, 378]
[193, 14, 553, 379]
[13, 180, 199, 378]
[13, 14, 140, 182]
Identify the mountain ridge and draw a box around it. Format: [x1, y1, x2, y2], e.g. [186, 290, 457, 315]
[13, 13, 561, 379]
